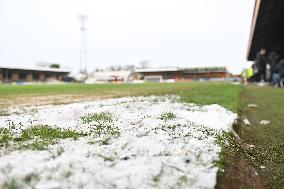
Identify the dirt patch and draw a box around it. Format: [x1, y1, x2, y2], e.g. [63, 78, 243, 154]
[0, 94, 116, 112]
[216, 136, 268, 189]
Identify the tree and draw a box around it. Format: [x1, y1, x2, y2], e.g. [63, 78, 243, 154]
[50, 64, 60, 69]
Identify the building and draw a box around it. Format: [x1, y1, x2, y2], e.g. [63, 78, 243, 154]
[86, 71, 133, 83]
[0, 66, 70, 83]
[134, 67, 228, 82]
[248, 0, 284, 60]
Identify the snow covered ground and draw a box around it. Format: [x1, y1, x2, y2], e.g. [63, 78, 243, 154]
[0, 96, 237, 189]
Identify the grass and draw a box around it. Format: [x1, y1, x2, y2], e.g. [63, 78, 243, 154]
[216, 85, 284, 189]
[0, 82, 242, 153]
[0, 82, 242, 112]
[0, 128, 12, 146]
[1, 82, 283, 188]
[238, 85, 284, 188]
[0, 111, 10, 116]
[4, 178, 22, 189]
[1, 123, 121, 150]
[81, 112, 120, 137]
[0, 82, 245, 187]
[1, 125, 84, 150]
[81, 112, 113, 124]
[159, 112, 176, 121]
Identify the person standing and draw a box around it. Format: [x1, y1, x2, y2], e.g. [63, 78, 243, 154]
[272, 62, 281, 87]
[268, 50, 280, 83]
[251, 62, 258, 82]
[255, 48, 267, 82]
[279, 60, 284, 87]
[272, 59, 284, 87]
[247, 66, 254, 82]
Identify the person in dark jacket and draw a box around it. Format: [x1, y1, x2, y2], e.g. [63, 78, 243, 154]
[249, 62, 258, 82]
[255, 48, 267, 82]
[272, 63, 281, 87]
[268, 51, 280, 82]
[279, 60, 284, 87]
[272, 59, 284, 87]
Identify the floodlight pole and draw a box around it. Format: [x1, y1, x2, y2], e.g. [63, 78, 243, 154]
[78, 14, 88, 75]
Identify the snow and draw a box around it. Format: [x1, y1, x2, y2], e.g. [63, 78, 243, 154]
[247, 104, 258, 108]
[243, 118, 251, 125]
[0, 96, 237, 189]
[260, 120, 270, 125]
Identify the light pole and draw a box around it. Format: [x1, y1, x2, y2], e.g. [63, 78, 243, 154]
[78, 14, 88, 75]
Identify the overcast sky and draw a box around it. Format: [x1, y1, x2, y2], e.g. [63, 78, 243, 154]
[0, 0, 255, 74]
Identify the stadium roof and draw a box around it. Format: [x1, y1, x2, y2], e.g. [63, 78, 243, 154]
[135, 68, 179, 73]
[135, 67, 227, 73]
[248, 0, 284, 60]
[0, 65, 70, 73]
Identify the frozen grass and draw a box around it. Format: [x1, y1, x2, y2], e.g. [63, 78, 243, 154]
[81, 112, 120, 137]
[0, 125, 84, 150]
[159, 112, 176, 121]
[80, 112, 113, 124]
[0, 128, 10, 145]
[0, 96, 237, 189]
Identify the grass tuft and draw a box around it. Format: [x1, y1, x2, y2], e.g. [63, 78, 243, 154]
[81, 112, 112, 124]
[16, 126, 81, 142]
[15, 126, 83, 150]
[81, 112, 120, 137]
[0, 111, 10, 116]
[159, 112, 176, 121]
[1, 125, 85, 150]
[0, 128, 12, 146]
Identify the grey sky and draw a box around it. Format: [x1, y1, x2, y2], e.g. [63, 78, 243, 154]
[0, 0, 255, 74]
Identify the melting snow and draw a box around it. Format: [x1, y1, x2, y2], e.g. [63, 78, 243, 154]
[260, 120, 271, 125]
[243, 118, 251, 125]
[247, 104, 258, 108]
[0, 96, 237, 189]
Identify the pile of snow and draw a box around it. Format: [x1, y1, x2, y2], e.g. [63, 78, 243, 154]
[0, 96, 237, 189]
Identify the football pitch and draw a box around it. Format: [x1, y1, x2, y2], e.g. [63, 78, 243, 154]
[0, 82, 240, 113]
[0, 82, 283, 189]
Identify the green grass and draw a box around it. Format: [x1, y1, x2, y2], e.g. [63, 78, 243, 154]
[0, 82, 242, 151]
[216, 85, 284, 189]
[81, 112, 120, 137]
[0, 82, 242, 112]
[238, 85, 284, 188]
[1, 82, 283, 188]
[0, 82, 244, 186]
[159, 112, 176, 121]
[0, 128, 12, 146]
[1, 125, 85, 150]
[1, 123, 120, 150]
[81, 112, 113, 124]
[3, 178, 22, 189]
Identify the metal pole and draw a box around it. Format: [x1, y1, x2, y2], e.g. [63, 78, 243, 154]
[78, 14, 88, 75]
